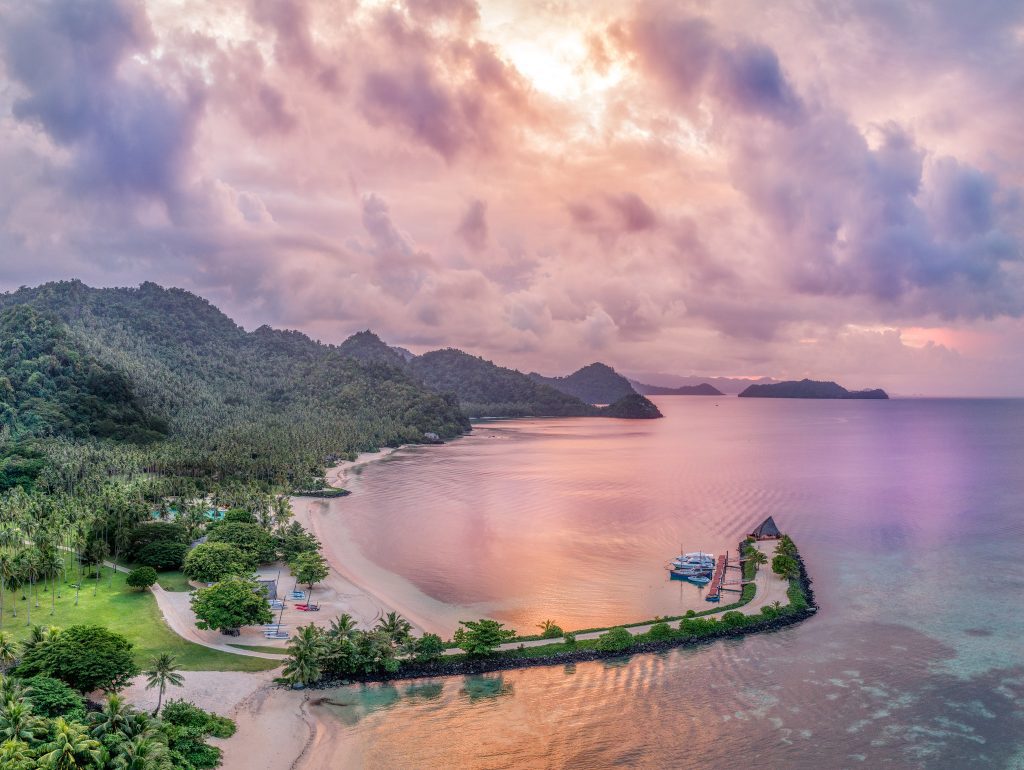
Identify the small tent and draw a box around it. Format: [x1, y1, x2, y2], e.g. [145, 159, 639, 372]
[749, 516, 782, 540]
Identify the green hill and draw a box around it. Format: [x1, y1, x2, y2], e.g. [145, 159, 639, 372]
[529, 362, 636, 404]
[0, 304, 167, 443]
[0, 281, 469, 487]
[409, 349, 597, 418]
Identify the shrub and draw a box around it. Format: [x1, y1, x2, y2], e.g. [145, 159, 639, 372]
[126, 566, 158, 591]
[222, 508, 255, 524]
[23, 675, 85, 720]
[772, 554, 799, 579]
[453, 619, 516, 657]
[596, 627, 633, 652]
[191, 576, 273, 633]
[537, 620, 564, 639]
[16, 624, 139, 692]
[414, 633, 445, 662]
[182, 542, 254, 583]
[685, 609, 696, 618]
[162, 699, 236, 770]
[646, 622, 673, 641]
[206, 522, 276, 563]
[136, 540, 188, 570]
[679, 617, 718, 636]
[721, 611, 748, 628]
[563, 632, 577, 648]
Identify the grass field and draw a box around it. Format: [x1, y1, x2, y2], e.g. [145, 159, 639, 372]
[0, 560, 279, 672]
[227, 643, 290, 656]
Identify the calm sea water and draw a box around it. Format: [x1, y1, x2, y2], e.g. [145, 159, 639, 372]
[316, 397, 1024, 768]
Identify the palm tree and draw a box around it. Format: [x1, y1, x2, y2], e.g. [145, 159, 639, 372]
[376, 612, 412, 644]
[0, 632, 16, 671]
[0, 698, 38, 743]
[142, 653, 183, 716]
[747, 548, 768, 567]
[89, 693, 131, 739]
[0, 737, 37, 770]
[0, 550, 16, 627]
[282, 623, 323, 687]
[537, 619, 561, 636]
[113, 734, 169, 770]
[37, 717, 102, 770]
[328, 613, 359, 640]
[20, 624, 58, 658]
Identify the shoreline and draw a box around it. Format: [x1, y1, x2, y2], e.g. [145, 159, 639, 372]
[306, 542, 817, 686]
[289, 444, 451, 636]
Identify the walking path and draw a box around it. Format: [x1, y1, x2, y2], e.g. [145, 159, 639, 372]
[451, 539, 790, 654]
[102, 559, 283, 660]
[105, 537, 789, 662]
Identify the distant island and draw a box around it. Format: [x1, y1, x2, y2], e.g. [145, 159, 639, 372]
[631, 381, 724, 396]
[738, 379, 889, 399]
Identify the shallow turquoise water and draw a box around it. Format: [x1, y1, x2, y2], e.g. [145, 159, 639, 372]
[316, 398, 1024, 768]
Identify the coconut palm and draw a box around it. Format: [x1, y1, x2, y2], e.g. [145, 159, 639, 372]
[376, 612, 412, 644]
[0, 551, 16, 627]
[328, 613, 359, 640]
[0, 737, 38, 770]
[282, 623, 324, 687]
[37, 717, 102, 770]
[0, 633, 16, 671]
[113, 734, 169, 770]
[143, 653, 183, 716]
[89, 693, 131, 739]
[747, 548, 768, 567]
[0, 698, 38, 743]
[20, 624, 58, 658]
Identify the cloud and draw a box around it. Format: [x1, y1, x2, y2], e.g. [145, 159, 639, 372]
[456, 199, 488, 251]
[1, 0, 1023, 393]
[1, 0, 204, 205]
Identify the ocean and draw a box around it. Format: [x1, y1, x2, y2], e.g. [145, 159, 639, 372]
[309, 397, 1024, 768]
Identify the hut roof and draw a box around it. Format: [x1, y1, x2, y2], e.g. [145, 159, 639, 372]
[750, 516, 782, 539]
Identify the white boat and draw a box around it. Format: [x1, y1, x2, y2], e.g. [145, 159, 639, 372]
[687, 575, 711, 585]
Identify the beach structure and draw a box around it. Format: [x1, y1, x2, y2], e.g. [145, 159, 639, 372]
[749, 516, 781, 540]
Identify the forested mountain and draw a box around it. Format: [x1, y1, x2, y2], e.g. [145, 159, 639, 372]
[408, 349, 598, 418]
[631, 381, 724, 396]
[738, 379, 889, 399]
[0, 305, 167, 443]
[529, 362, 636, 405]
[337, 330, 408, 368]
[0, 281, 469, 489]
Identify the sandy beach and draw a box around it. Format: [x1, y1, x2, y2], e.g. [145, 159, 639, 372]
[117, 449, 414, 770]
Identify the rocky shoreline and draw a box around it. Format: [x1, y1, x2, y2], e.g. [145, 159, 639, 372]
[307, 545, 817, 688]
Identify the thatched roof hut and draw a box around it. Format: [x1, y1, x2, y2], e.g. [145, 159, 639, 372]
[749, 516, 782, 540]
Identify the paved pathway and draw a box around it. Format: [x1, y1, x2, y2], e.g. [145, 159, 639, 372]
[447, 539, 790, 654]
[105, 539, 789, 662]
[102, 559, 283, 660]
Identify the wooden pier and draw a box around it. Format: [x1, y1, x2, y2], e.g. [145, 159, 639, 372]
[705, 553, 728, 602]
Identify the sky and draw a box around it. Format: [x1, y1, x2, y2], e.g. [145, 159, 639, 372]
[0, 0, 1022, 395]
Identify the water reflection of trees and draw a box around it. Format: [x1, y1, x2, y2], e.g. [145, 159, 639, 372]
[318, 680, 447, 725]
[461, 674, 514, 701]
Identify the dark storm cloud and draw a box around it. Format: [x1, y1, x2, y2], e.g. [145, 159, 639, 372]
[0, 0, 203, 204]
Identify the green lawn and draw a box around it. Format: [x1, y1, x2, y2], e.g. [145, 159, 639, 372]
[0, 560, 279, 673]
[155, 570, 193, 592]
[227, 643, 290, 656]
